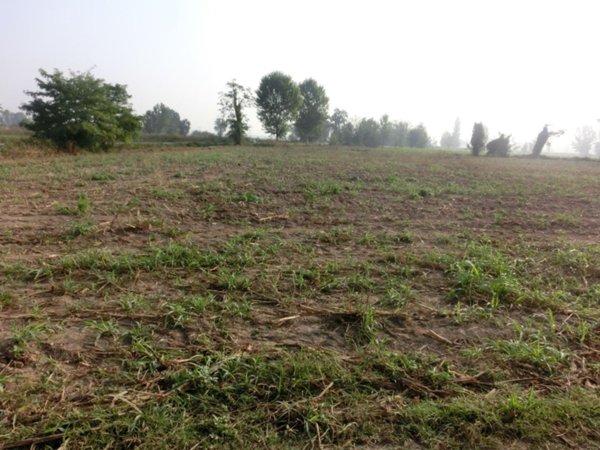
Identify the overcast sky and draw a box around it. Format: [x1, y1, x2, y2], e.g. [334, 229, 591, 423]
[2, 0, 599, 148]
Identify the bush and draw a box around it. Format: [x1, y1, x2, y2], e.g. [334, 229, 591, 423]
[22, 69, 141, 151]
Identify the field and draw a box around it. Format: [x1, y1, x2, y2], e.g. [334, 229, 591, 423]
[0, 145, 599, 449]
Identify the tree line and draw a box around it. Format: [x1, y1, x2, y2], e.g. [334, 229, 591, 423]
[217, 71, 432, 148]
[9, 68, 600, 157]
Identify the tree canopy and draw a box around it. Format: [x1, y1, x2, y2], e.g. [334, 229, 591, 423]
[572, 126, 596, 157]
[21, 69, 141, 151]
[407, 124, 431, 148]
[219, 80, 254, 145]
[486, 134, 511, 157]
[256, 72, 302, 140]
[294, 79, 329, 142]
[143, 103, 190, 136]
[469, 122, 487, 156]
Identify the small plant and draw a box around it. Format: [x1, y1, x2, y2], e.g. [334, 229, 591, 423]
[356, 303, 380, 345]
[0, 290, 14, 309]
[231, 192, 262, 203]
[119, 293, 148, 311]
[66, 219, 96, 238]
[90, 172, 117, 181]
[85, 318, 120, 342]
[11, 322, 50, 357]
[380, 284, 413, 309]
[164, 303, 190, 329]
[77, 192, 91, 215]
[409, 187, 434, 199]
[492, 337, 568, 374]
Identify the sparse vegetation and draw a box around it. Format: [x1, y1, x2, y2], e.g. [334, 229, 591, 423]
[0, 145, 599, 449]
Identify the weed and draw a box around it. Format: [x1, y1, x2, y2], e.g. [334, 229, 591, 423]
[77, 192, 91, 215]
[90, 172, 117, 181]
[66, 219, 96, 238]
[231, 192, 262, 203]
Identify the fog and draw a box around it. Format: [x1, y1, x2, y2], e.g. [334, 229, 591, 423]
[1, 0, 599, 151]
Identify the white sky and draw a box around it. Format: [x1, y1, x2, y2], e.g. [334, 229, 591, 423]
[2, 0, 599, 149]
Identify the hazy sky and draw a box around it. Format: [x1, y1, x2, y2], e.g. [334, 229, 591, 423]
[2, 0, 599, 148]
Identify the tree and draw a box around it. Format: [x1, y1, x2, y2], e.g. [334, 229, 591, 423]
[390, 121, 409, 147]
[0, 107, 27, 127]
[572, 126, 596, 157]
[294, 79, 329, 142]
[407, 124, 431, 148]
[531, 125, 563, 157]
[440, 117, 461, 148]
[440, 131, 454, 148]
[340, 122, 355, 145]
[328, 108, 348, 145]
[469, 122, 487, 156]
[451, 117, 461, 147]
[219, 80, 254, 145]
[213, 117, 227, 138]
[143, 103, 190, 136]
[21, 69, 140, 151]
[256, 71, 302, 140]
[486, 134, 511, 157]
[379, 115, 392, 146]
[354, 118, 381, 147]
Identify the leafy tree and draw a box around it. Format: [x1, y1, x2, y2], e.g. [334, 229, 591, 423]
[441, 117, 461, 148]
[294, 79, 329, 142]
[213, 117, 227, 138]
[390, 121, 409, 147]
[340, 122, 355, 145]
[256, 71, 302, 140]
[407, 124, 431, 148]
[328, 108, 348, 145]
[531, 125, 563, 157]
[219, 80, 254, 145]
[354, 118, 381, 147]
[486, 134, 511, 157]
[379, 115, 392, 146]
[21, 69, 140, 151]
[143, 103, 190, 136]
[469, 122, 487, 156]
[440, 131, 453, 148]
[0, 107, 26, 127]
[572, 126, 596, 157]
[451, 117, 461, 147]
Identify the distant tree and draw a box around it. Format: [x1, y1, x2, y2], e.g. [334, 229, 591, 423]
[469, 122, 487, 156]
[213, 117, 227, 138]
[379, 115, 392, 146]
[486, 134, 511, 157]
[21, 69, 141, 151]
[451, 117, 461, 147]
[190, 130, 216, 138]
[0, 107, 27, 127]
[390, 121, 409, 147]
[143, 103, 190, 136]
[340, 122, 355, 145]
[256, 71, 302, 140]
[440, 131, 453, 148]
[219, 80, 254, 145]
[328, 108, 348, 145]
[354, 118, 381, 147]
[572, 126, 596, 157]
[407, 124, 431, 148]
[440, 117, 461, 148]
[531, 125, 563, 157]
[294, 79, 329, 142]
